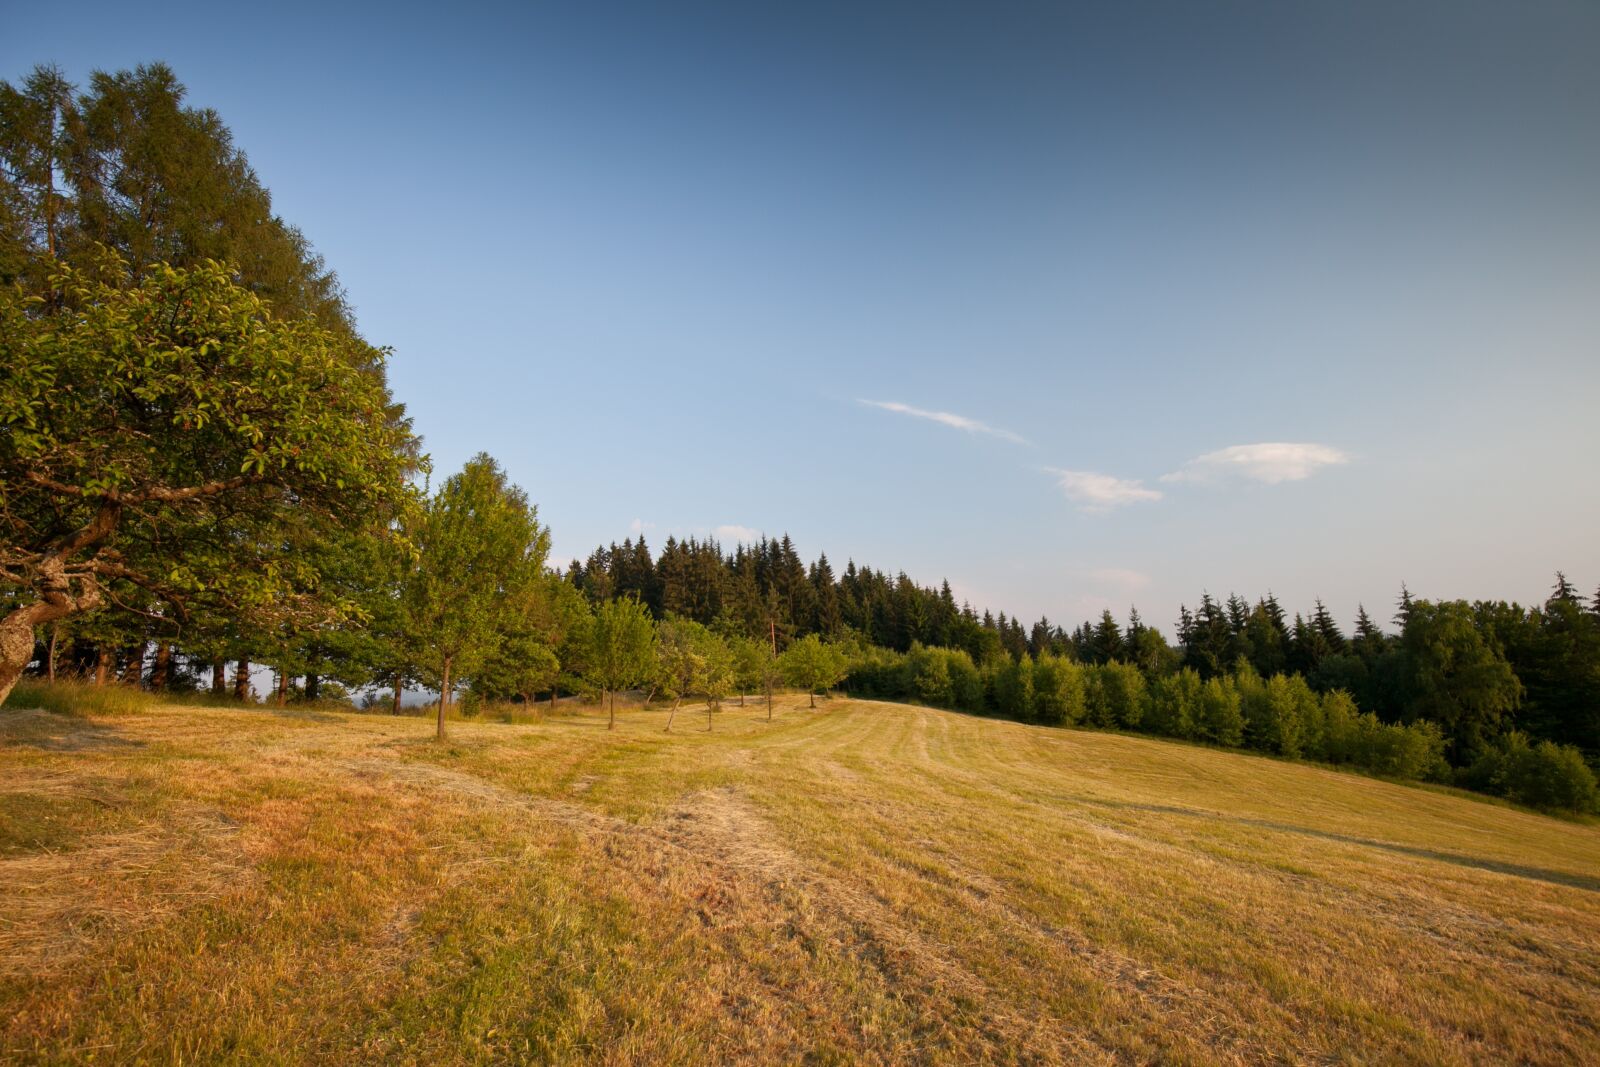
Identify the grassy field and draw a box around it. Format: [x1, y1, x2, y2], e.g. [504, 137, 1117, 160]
[2, 692, 1598, 1065]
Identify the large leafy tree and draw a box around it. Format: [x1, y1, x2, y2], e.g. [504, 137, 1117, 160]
[0, 256, 416, 706]
[1399, 599, 1522, 760]
[397, 453, 549, 739]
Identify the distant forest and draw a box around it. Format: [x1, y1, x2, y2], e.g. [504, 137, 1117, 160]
[568, 534, 1598, 786]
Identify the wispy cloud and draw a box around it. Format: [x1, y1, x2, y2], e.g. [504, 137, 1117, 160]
[713, 524, 760, 544]
[1162, 442, 1349, 485]
[628, 517, 656, 534]
[1046, 468, 1163, 513]
[1086, 567, 1152, 590]
[859, 399, 1027, 445]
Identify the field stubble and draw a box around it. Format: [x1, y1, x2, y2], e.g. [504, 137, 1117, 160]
[2, 693, 1598, 1064]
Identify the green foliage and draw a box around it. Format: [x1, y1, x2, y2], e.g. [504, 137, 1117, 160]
[1238, 669, 1304, 757]
[1147, 668, 1203, 739]
[778, 634, 848, 707]
[1196, 676, 1245, 747]
[656, 616, 711, 705]
[1461, 732, 1599, 814]
[1, 63, 351, 328]
[1085, 661, 1145, 729]
[584, 598, 657, 726]
[397, 454, 549, 731]
[1399, 600, 1522, 761]
[1031, 653, 1086, 726]
[988, 656, 1034, 720]
[0, 256, 416, 704]
[905, 643, 954, 707]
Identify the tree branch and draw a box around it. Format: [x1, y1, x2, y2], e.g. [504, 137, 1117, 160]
[24, 469, 267, 505]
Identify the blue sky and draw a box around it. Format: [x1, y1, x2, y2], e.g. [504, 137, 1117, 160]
[8, 1, 1599, 635]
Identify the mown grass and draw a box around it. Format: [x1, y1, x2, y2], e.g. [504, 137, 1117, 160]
[2, 687, 1598, 1064]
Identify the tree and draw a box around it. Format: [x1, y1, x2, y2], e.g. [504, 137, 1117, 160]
[699, 629, 735, 729]
[0, 257, 415, 707]
[584, 597, 656, 729]
[656, 616, 709, 732]
[728, 635, 767, 710]
[1086, 661, 1146, 729]
[779, 633, 847, 708]
[1399, 600, 1521, 760]
[1032, 653, 1087, 726]
[398, 454, 549, 739]
[0, 65, 74, 276]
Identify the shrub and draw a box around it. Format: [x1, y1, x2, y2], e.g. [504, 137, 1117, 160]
[1147, 668, 1202, 739]
[1196, 676, 1244, 747]
[1462, 733, 1599, 813]
[905, 644, 955, 707]
[988, 657, 1034, 720]
[1032, 654, 1087, 727]
[841, 645, 907, 699]
[1086, 661, 1146, 729]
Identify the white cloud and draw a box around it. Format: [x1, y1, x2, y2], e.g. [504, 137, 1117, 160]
[859, 399, 1026, 445]
[628, 517, 656, 534]
[1047, 469, 1163, 512]
[1162, 442, 1349, 485]
[713, 524, 760, 544]
[1086, 567, 1152, 590]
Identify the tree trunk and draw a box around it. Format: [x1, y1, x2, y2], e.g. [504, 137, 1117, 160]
[767, 682, 773, 722]
[94, 645, 112, 687]
[666, 697, 680, 732]
[276, 669, 288, 706]
[550, 688, 558, 712]
[0, 499, 120, 705]
[0, 616, 45, 706]
[437, 656, 452, 740]
[150, 642, 171, 690]
[608, 689, 615, 731]
[46, 625, 59, 683]
[392, 675, 404, 715]
[739, 690, 745, 708]
[234, 659, 251, 701]
[120, 643, 145, 686]
[212, 659, 227, 696]
[809, 690, 816, 709]
[305, 672, 320, 701]
[708, 700, 714, 731]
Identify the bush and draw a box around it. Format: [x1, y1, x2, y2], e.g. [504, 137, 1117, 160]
[1032, 654, 1087, 727]
[1086, 661, 1145, 729]
[1146, 668, 1202, 739]
[841, 645, 907, 699]
[905, 644, 955, 707]
[1462, 732, 1599, 813]
[1196, 676, 1244, 746]
[1354, 715, 1447, 781]
[988, 657, 1034, 720]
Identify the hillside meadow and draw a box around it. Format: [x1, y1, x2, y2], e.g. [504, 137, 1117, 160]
[2, 692, 1598, 1064]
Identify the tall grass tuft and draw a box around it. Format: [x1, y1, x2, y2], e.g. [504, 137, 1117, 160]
[4, 678, 159, 716]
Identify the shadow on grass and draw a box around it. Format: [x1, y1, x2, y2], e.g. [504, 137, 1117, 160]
[0, 708, 147, 752]
[257, 706, 345, 724]
[1080, 795, 1600, 894]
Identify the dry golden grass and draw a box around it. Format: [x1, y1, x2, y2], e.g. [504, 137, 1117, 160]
[2, 691, 1598, 1064]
